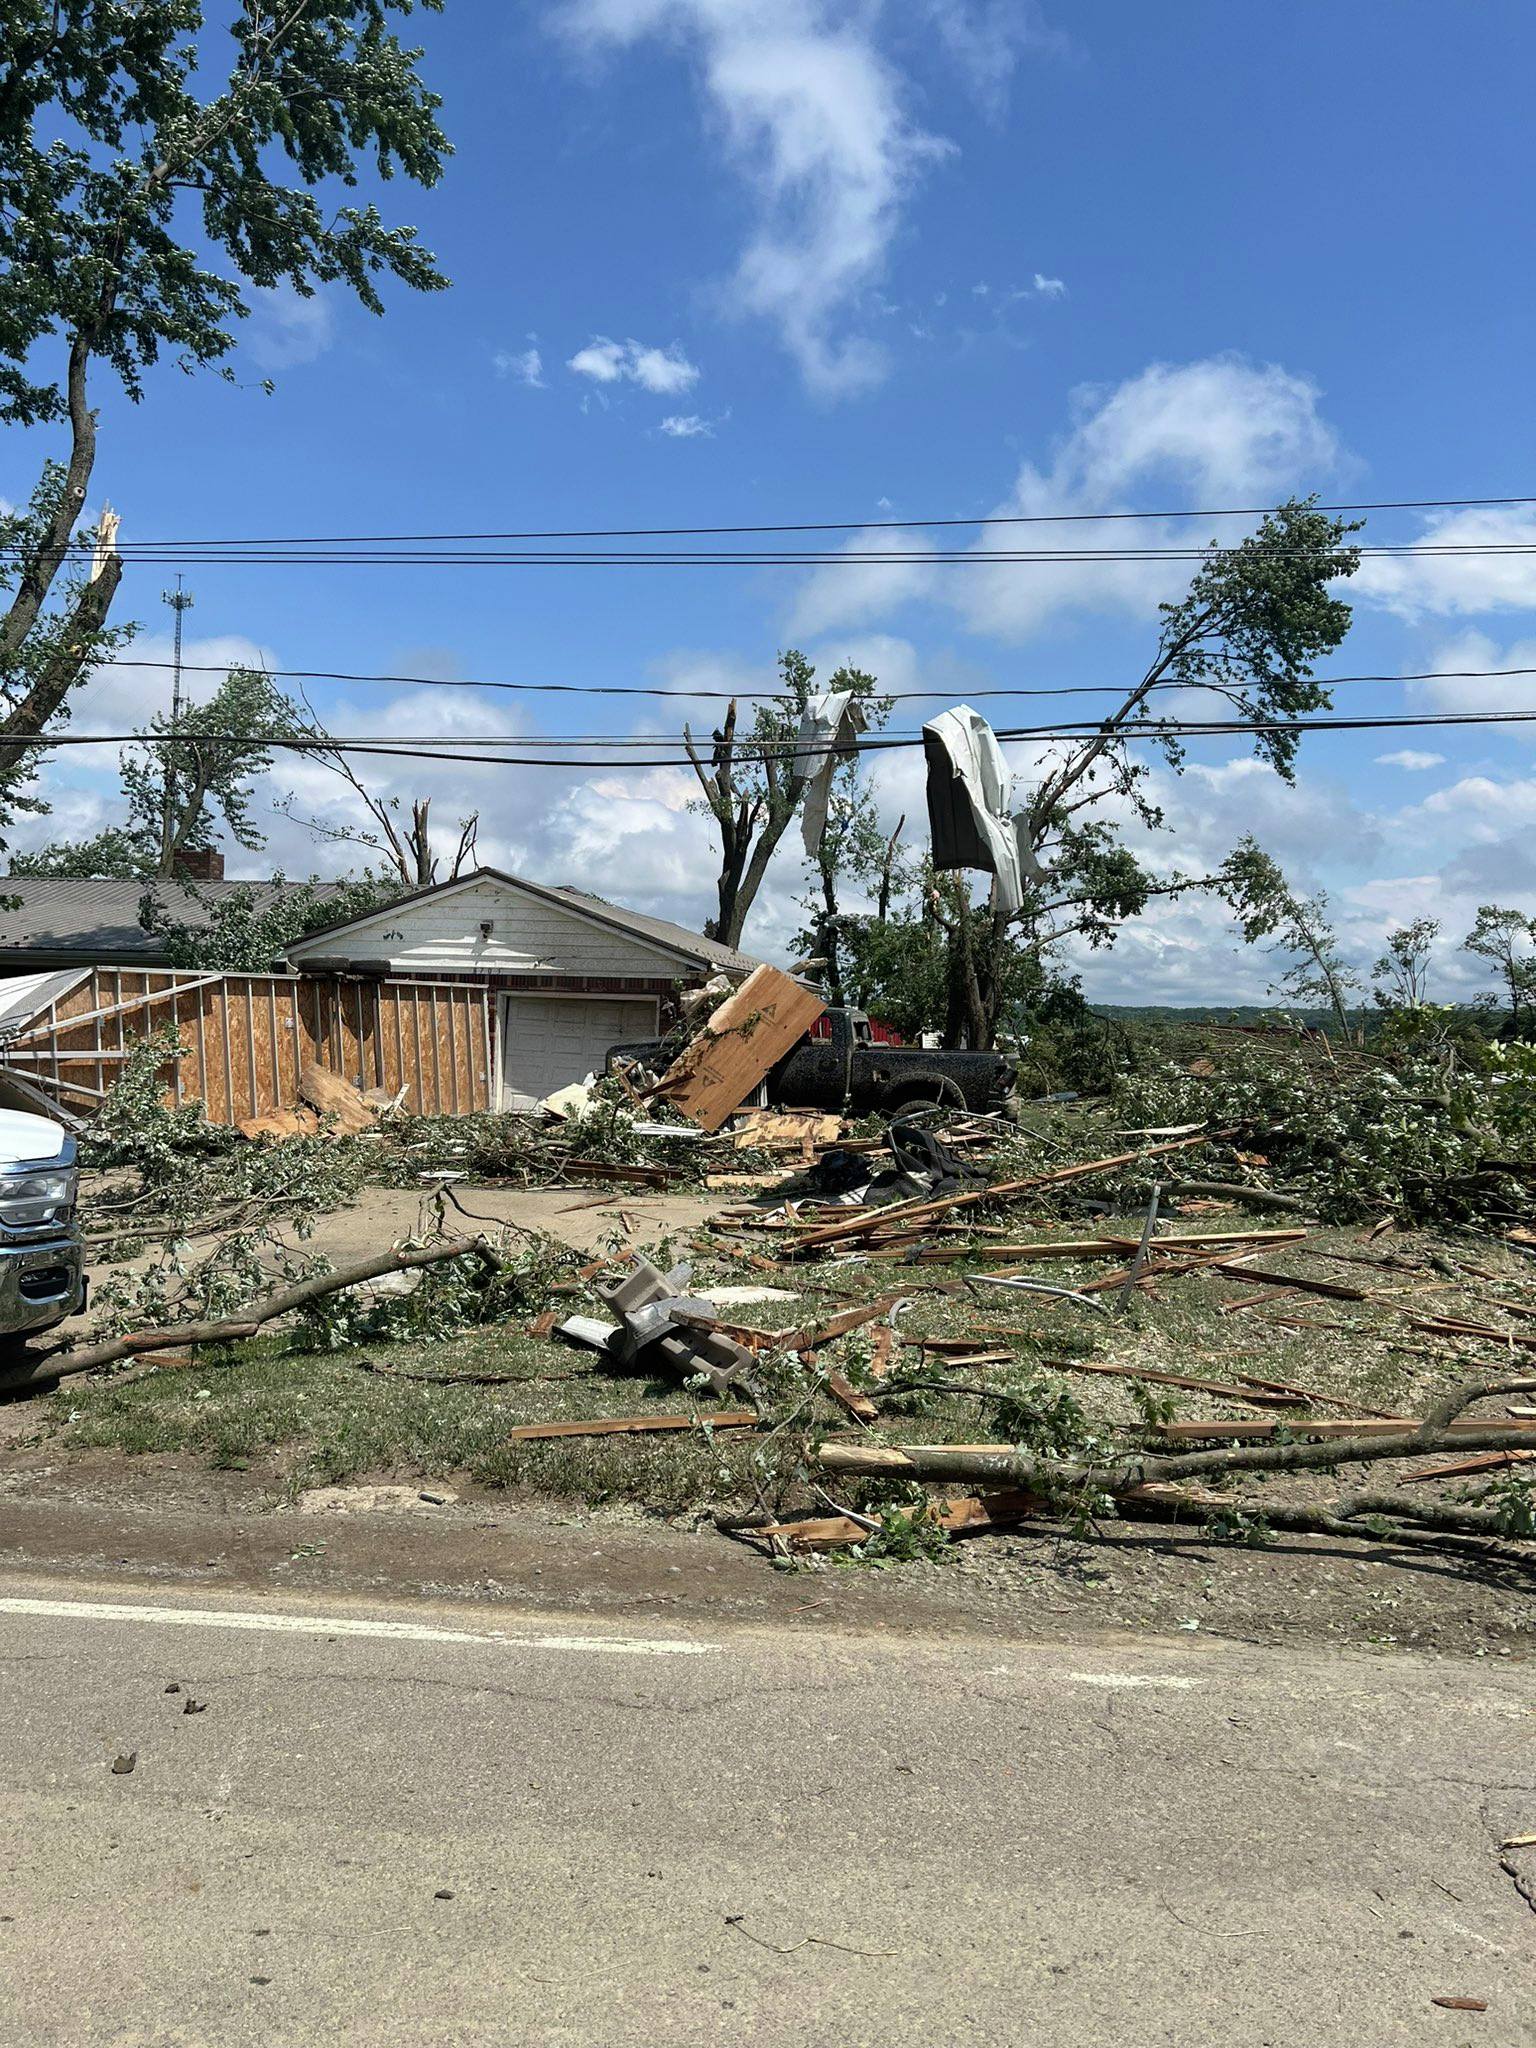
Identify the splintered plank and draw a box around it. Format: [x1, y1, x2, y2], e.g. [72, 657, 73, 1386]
[649, 965, 827, 1133]
[759, 1489, 1048, 1552]
[1403, 1449, 1536, 1482]
[506, 1410, 758, 1441]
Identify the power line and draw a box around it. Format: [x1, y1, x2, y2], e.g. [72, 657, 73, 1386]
[94, 658, 1536, 705]
[13, 704, 1536, 771]
[18, 540, 1535, 570]
[55, 491, 1536, 548]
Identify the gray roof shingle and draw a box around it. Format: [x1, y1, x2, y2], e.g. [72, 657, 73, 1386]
[0, 878, 343, 965]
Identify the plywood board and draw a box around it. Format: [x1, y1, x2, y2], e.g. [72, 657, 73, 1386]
[649, 965, 825, 1133]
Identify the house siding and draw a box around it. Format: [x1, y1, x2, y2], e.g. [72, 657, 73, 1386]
[289, 877, 694, 981]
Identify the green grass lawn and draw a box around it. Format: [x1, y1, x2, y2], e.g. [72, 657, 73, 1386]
[45, 1204, 1536, 1527]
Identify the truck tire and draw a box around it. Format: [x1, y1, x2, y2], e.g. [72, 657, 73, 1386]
[884, 1075, 967, 1121]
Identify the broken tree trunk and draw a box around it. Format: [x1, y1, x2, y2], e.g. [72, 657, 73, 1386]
[0, 1236, 499, 1392]
[814, 1375, 1536, 1499]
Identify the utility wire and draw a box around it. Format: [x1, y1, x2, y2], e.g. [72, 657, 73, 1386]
[46, 490, 1536, 548]
[91, 658, 1536, 704]
[13, 541, 1534, 569]
[13, 705, 1536, 771]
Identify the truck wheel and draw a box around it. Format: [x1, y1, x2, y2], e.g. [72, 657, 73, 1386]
[886, 1098, 947, 1123]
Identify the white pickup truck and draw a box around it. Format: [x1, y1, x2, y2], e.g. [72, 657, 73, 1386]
[0, 1107, 85, 1356]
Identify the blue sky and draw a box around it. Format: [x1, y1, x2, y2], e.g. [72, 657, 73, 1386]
[13, 0, 1536, 1003]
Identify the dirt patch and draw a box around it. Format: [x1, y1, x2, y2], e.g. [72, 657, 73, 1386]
[0, 1451, 1532, 1661]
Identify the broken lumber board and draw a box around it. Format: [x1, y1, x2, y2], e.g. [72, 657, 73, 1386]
[819, 1359, 879, 1423]
[562, 1159, 683, 1187]
[903, 1227, 1309, 1264]
[506, 1410, 759, 1440]
[648, 965, 826, 1134]
[759, 1489, 1047, 1552]
[1147, 1418, 1536, 1443]
[783, 1294, 907, 1353]
[237, 1106, 320, 1140]
[1409, 1315, 1536, 1348]
[297, 1062, 378, 1135]
[783, 1128, 1236, 1252]
[1403, 1449, 1536, 1481]
[1206, 1263, 1367, 1301]
[1037, 1356, 1318, 1408]
[730, 1109, 843, 1152]
[1220, 1287, 1306, 1313]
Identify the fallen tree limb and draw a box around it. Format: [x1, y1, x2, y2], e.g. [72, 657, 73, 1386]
[1034, 1355, 1336, 1409]
[1160, 1180, 1307, 1212]
[0, 1237, 501, 1393]
[814, 1376, 1536, 1497]
[1111, 1485, 1528, 1553]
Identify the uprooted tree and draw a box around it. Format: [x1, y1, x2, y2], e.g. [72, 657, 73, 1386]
[840, 500, 1364, 1049]
[0, 0, 451, 838]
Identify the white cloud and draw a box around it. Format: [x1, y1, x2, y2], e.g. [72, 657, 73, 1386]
[494, 346, 545, 387]
[244, 285, 334, 371]
[1375, 749, 1446, 770]
[554, 1, 1040, 397]
[566, 336, 700, 395]
[1032, 272, 1066, 297]
[1354, 507, 1536, 621]
[73, 633, 280, 734]
[793, 354, 1342, 638]
[657, 412, 713, 437]
[1404, 628, 1536, 733]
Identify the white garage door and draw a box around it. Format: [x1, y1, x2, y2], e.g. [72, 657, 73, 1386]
[500, 996, 659, 1108]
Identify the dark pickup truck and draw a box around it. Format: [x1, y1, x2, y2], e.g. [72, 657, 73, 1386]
[609, 1006, 1020, 1122]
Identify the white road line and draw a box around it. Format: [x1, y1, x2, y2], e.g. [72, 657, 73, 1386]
[1066, 1671, 1197, 1690]
[0, 1596, 717, 1656]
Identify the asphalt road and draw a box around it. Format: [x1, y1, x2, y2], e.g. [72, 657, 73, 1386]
[1, 1572, 1532, 2047]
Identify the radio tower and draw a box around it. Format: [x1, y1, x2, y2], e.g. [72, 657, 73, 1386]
[160, 577, 195, 872]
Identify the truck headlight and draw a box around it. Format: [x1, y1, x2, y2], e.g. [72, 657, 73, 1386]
[0, 1167, 77, 1228]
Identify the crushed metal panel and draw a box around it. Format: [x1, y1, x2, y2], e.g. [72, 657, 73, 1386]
[794, 690, 868, 857]
[922, 704, 1048, 915]
[0, 967, 91, 1039]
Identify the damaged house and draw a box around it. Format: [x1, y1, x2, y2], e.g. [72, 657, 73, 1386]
[0, 867, 754, 1125]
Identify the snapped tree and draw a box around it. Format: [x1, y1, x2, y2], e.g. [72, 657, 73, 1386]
[1218, 836, 1362, 1037]
[275, 701, 480, 887]
[0, 0, 451, 835]
[1373, 916, 1439, 1011]
[684, 649, 889, 949]
[838, 500, 1363, 1047]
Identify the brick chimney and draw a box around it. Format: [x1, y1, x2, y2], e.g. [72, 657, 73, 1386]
[175, 847, 225, 882]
